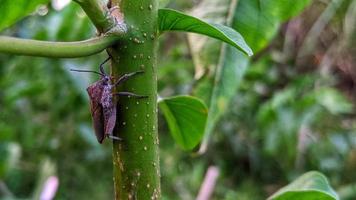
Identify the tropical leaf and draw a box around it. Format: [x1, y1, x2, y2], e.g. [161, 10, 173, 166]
[268, 171, 339, 200]
[158, 8, 253, 56]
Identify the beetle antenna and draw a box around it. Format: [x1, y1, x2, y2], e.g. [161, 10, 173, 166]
[70, 69, 105, 76]
[99, 56, 111, 75]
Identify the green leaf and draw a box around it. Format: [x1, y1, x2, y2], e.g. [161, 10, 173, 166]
[233, 0, 312, 52]
[158, 96, 208, 150]
[0, 0, 50, 32]
[268, 171, 339, 200]
[158, 8, 253, 56]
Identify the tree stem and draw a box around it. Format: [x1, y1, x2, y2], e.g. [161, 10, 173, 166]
[109, 0, 160, 199]
[0, 35, 119, 58]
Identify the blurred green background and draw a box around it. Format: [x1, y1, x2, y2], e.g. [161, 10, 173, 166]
[0, 0, 355, 199]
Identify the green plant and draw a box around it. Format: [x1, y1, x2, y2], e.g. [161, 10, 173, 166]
[0, 0, 251, 199]
[0, 0, 349, 199]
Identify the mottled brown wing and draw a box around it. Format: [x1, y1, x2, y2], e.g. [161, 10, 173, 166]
[87, 80, 104, 102]
[87, 81, 105, 143]
[103, 104, 116, 136]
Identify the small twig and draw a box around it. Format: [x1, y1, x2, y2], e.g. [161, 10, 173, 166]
[0, 35, 119, 58]
[73, 0, 127, 35]
[39, 176, 59, 200]
[196, 166, 220, 200]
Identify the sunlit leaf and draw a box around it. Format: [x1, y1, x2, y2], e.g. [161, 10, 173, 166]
[268, 171, 339, 200]
[158, 96, 208, 150]
[0, 0, 50, 31]
[158, 8, 253, 56]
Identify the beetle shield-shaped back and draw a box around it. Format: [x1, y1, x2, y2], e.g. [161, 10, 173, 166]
[87, 77, 117, 143]
[100, 81, 117, 140]
[87, 79, 106, 143]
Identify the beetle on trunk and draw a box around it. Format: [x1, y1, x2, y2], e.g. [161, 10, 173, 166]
[71, 57, 147, 143]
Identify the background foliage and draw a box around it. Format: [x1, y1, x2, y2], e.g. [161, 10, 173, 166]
[0, 0, 355, 199]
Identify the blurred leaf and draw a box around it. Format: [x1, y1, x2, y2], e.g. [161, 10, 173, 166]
[0, 3, 106, 198]
[233, 0, 312, 52]
[4, 81, 46, 105]
[0, 143, 21, 178]
[159, 0, 171, 8]
[187, 0, 249, 153]
[187, 0, 236, 76]
[200, 47, 249, 152]
[315, 88, 353, 114]
[299, 0, 345, 56]
[268, 171, 339, 200]
[192, 75, 214, 105]
[191, 0, 313, 153]
[0, 0, 50, 31]
[158, 8, 253, 56]
[159, 95, 208, 150]
[337, 184, 356, 200]
[272, 0, 313, 21]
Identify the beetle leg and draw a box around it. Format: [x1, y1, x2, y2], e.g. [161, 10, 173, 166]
[107, 135, 122, 141]
[114, 71, 144, 86]
[115, 92, 148, 98]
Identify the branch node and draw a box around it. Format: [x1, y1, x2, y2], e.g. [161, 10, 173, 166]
[104, 5, 127, 36]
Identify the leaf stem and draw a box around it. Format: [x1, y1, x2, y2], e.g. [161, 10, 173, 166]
[0, 35, 119, 58]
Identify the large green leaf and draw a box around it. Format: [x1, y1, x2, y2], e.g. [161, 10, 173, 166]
[158, 8, 253, 56]
[233, 0, 312, 52]
[158, 96, 208, 150]
[268, 171, 339, 200]
[0, 0, 50, 32]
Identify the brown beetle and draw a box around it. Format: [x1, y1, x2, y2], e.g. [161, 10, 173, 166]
[71, 57, 146, 143]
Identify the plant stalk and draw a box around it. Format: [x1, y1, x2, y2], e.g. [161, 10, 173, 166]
[0, 35, 119, 58]
[108, 0, 160, 199]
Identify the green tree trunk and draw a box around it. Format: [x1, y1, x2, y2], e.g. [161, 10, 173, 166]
[109, 0, 160, 199]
